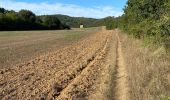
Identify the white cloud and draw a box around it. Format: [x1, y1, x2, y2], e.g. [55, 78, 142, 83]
[0, 0, 123, 18]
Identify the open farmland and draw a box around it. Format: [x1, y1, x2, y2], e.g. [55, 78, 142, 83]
[1, 0, 170, 99]
[0, 28, 169, 100]
[0, 27, 118, 99]
[0, 28, 100, 69]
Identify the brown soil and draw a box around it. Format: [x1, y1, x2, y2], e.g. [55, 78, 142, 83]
[0, 29, 131, 100]
[113, 30, 130, 100]
[0, 28, 98, 69]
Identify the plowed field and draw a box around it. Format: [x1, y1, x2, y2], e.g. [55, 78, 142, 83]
[0, 28, 129, 100]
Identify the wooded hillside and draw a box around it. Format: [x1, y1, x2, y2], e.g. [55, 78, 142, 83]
[0, 8, 122, 31]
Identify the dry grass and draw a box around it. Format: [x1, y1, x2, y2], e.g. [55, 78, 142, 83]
[0, 27, 100, 69]
[118, 30, 170, 100]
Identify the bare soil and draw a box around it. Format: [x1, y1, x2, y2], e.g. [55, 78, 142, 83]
[113, 30, 130, 100]
[0, 28, 99, 69]
[3, 28, 167, 100]
[0, 29, 121, 100]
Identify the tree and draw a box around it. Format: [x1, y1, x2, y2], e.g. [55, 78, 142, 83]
[42, 16, 62, 29]
[117, 0, 170, 44]
[18, 9, 36, 23]
[0, 8, 5, 13]
[0, 8, 71, 30]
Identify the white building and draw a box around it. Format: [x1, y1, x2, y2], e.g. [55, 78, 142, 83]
[80, 24, 84, 28]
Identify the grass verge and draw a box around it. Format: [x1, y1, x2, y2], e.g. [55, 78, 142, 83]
[118, 30, 170, 100]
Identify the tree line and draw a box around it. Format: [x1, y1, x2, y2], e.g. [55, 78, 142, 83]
[50, 14, 99, 28]
[0, 8, 70, 31]
[106, 0, 170, 45]
[41, 15, 117, 28]
[0, 7, 123, 31]
[2, 0, 169, 45]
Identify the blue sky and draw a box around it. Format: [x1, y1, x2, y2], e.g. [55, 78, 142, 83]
[0, 0, 127, 18]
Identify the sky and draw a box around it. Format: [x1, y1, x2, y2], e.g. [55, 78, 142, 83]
[0, 0, 127, 18]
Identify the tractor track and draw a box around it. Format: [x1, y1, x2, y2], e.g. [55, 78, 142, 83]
[46, 36, 110, 100]
[0, 29, 131, 100]
[56, 35, 110, 100]
[113, 31, 130, 100]
[0, 29, 112, 100]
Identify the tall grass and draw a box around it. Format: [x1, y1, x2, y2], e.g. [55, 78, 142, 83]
[118, 30, 170, 100]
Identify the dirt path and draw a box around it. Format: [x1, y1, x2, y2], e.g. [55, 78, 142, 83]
[113, 31, 130, 100]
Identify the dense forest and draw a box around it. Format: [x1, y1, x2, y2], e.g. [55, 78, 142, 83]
[108, 0, 170, 45]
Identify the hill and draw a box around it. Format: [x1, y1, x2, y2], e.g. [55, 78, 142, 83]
[50, 14, 99, 28]
[0, 7, 117, 30]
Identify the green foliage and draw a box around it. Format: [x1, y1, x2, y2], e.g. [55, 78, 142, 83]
[0, 8, 5, 13]
[105, 17, 118, 30]
[18, 9, 36, 23]
[39, 14, 117, 28]
[41, 15, 61, 29]
[95, 16, 118, 30]
[41, 14, 100, 28]
[115, 0, 170, 46]
[0, 8, 111, 30]
[0, 8, 70, 31]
